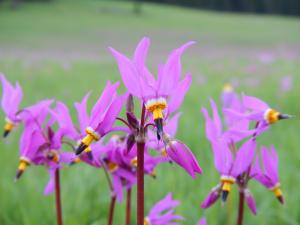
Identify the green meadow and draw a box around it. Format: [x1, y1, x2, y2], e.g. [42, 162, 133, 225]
[0, 0, 299, 224]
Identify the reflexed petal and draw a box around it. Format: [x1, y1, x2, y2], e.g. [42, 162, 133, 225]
[75, 92, 90, 133]
[245, 189, 257, 215]
[243, 95, 269, 111]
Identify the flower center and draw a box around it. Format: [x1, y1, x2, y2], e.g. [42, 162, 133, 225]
[131, 157, 138, 167]
[270, 183, 283, 197]
[47, 150, 59, 163]
[107, 161, 118, 173]
[220, 176, 236, 192]
[145, 98, 167, 120]
[18, 157, 31, 171]
[264, 108, 280, 124]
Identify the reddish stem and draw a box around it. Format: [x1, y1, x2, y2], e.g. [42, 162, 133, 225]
[236, 191, 245, 225]
[55, 169, 63, 225]
[137, 142, 145, 225]
[125, 188, 132, 225]
[108, 195, 117, 225]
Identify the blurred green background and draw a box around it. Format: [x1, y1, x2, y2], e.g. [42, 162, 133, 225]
[0, 0, 299, 224]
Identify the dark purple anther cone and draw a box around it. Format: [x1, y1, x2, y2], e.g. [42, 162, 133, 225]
[76, 143, 87, 155]
[15, 170, 23, 180]
[3, 130, 10, 138]
[221, 190, 229, 203]
[155, 118, 163, 140]
[277, 196, 284, 204]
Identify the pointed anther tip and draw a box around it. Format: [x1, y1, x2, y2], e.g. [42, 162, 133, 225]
[75, 143, 87, 156]
[3, 130, 10, 138]
[15, 170, 23, 181]
[278, 114, 294, 120]
[221, 191, 229, 203]
[277, 196, 284, 205]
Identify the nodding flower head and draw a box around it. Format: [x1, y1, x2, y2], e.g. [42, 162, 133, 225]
[0, 74, 23, 137]
[252, 145, 284, 204]
[224, 95, 293, 131]
[75, 81, 128, 156]
[110, 37, 194, 140]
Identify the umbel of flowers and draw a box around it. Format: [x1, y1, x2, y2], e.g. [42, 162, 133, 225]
[0, 37, 203, 225]
[0, 37, 293, 225]
[201, 84, 292, 224]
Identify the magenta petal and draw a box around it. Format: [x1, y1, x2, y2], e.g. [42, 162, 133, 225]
[90, 81, 119, 127]
[245, 189, 257, 215]
[158, 41, 195, 96]
[167, 73, 192, 114]
[201, 185, 221, 209]
[44, 169, 55, 195]
[74, 92, 90, 133]
[232, 139, 256, 177]
[96, 92, 128, 136]
[243, 95, 269, 111]
[133, 37, 150, 72]
[112, 174, 123, 202]
[109, 47, 142, 97]
[0, 74, 14, 115]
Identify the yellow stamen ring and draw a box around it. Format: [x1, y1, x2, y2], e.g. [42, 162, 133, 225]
[81, 127, 100, 146]
[107, 161, 118, 173]
[221, 176, 236, 192]
[4, 118, 15, 132]
[270, 183, 283, 197]
[145, 98, 167, 120]
[264, 109, 280, 124]
[18, 157, 31, 171]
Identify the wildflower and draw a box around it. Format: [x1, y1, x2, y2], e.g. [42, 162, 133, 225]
[0, 74, 23, 137]
[251, 145, 284, 204]
[144, 193, 184, 225]
[110, 37, 193, 139]
[223, 95, 292, 133]
[15, 121, 48, 180]
[75, 81, 128, 155]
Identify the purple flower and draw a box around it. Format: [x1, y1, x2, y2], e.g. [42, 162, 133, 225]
[0, 74, 23, 137]
[109, 37, 193, 139]
[251, 145, 284, 204]
[223, 95, 292, 134]
[201, 184, 221, 208]
[75, 81, 128, 155]
[144, 193, 184, 225]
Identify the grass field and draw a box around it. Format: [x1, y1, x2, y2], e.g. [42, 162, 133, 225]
[0, 0, 300, 224]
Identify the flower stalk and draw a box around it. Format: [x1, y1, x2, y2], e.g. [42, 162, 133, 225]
[237, 191, 245, 225]
[125, 188, 132, 225]
[108, 195, 116, 225]
[55, 169, 63, 225]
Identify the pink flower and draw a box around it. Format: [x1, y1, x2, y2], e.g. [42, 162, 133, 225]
[110, 37, 193, 139]
[251, 145, 284, 204]
[0, 74, 23, 137]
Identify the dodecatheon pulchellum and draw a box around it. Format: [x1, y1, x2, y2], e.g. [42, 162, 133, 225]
[109, 37, 193, 140]
[144, 193, 184, 225]
[0, 74, 23, 137]
[251, 145, 284, 204]
[15, 121, 48, 180]
[146, 112, 201, 178]
[221, 82, 236, 109]
[223, 95, 293, 133]
[75, 81, 128, 155]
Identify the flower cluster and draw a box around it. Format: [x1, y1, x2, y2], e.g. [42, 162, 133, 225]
[201, 83, 292, 215]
